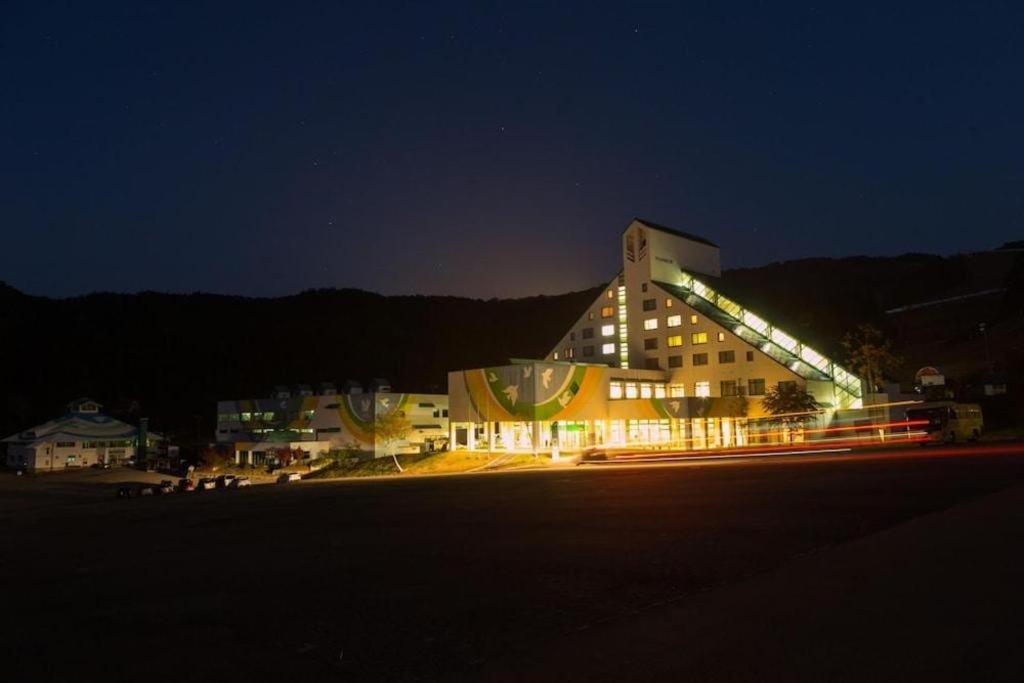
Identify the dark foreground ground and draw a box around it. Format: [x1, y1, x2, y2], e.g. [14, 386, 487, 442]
[3, 445, 1024, 681]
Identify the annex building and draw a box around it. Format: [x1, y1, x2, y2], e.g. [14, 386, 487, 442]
[3, 398, 162, 471]
[216, 382, 449, 463]
[447, 219, 865, 453]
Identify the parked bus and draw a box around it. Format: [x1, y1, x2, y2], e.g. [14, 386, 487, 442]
[905, 402, 983, 444]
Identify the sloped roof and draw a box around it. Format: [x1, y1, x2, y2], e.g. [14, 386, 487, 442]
[631, 218, 719, 249]
[4, 413, 161, 446]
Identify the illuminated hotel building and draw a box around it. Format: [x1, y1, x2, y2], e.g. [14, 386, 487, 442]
[447, 219, 865, 453]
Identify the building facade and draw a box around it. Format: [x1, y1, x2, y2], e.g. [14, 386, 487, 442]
[215, 384, 449, 463]
[448, 219, 865, 453]
[3, 398, 162, 471]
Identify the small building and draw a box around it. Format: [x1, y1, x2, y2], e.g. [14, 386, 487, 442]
[3, 398, 162, 472]
[215, 386, 449, 462]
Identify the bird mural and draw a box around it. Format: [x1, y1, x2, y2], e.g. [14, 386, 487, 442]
[503, 384, 520, 405]
[541, 368, 553, 389]
[558, 391, 572, 408]
[488, 371, 499, 383]
[523, 366, 532, 378]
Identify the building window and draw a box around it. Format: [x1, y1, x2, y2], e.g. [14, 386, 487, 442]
[588, 312, 595, 321]
[607, 289, 614, 299]
[668, 354, 682, 368]
[640, 383, 653, 399]
[721, 380, 738, 397]
[644, 358, 660, 370]
[644, 337, 658, 350]
[601, 306, 615, 318]
[669, 383, 685, 397]
[693, 353, 709, 366]
[641, 282, 648, 292]
[644, 317, 658, 330]
[654, 383, 666, 398]
[690, 314, 698, 324]
[748, 378, 766, 395]
[691, 332, 708, 344]
[779, 380, 797, 392]
[602, 324, 615, 337]
[625, 382, 639, 399]
[667, 314, 681, 328]
[56, 441, 76, 448]
[718, 350, 735, 364]
[583, 345, 594, 357]
[582, 327, 594, 339]
[609, 381, 623, 399]
[666, 298, 673, 308]
[746, 350, 754, 361]
[667, 335, 683, 347]
[602, 343, 615, 355]
[570, 331, 576, 341]
[553, 352, 559, 360]
[717, 332, 725, 342]
[642, 298, 656, 311]
[695, 381, 711, 398]
[566, 347, 575, 359]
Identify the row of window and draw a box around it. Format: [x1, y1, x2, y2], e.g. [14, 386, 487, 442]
[609, 378, 778, 400]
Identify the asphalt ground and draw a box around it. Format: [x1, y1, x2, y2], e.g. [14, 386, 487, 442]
[2, 444, 1023, 681]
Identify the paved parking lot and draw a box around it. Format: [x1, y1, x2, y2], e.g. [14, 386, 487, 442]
[3, 446, 1024, 681]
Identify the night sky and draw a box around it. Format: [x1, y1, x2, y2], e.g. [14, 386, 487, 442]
[3, 2, 1022, 299]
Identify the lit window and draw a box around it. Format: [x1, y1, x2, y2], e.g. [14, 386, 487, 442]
[666, 298, 673, 308]
[717, 332, 725, 342]
[690, 315, 698, 324]
[609, 381, 623, 399]
[695, 381, 711, 397]
[691, 332, 708, 345]
[553, 352, 559, 360]
[607, 289, 614, 299]
[601, 306, 615, 318]
[644, 318, 658, 330]
[602, 342, 615, 355]
[667, 335, 683, 347]
[625, 382, 639, 399]
[566, 347, 575, 359]
[669, 384, 685, 397]
[654, 384, 666, 399]
[640, 383, 653, 399]
[601, 324, 615, 337]
[588, 312, 595, 320]
[667, 315, 681, 328]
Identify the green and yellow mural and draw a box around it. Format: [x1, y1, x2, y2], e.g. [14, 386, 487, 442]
[461, 363, 604, 422]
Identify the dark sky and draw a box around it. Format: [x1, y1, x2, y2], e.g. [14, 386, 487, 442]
[3, 1, 1022, 299]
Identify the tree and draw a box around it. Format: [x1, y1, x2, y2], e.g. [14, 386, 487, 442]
[374, 412, 412, 472]
[200, 446, 229, 471]
[842, 323, 902, 395]
[760, 383, 819, 442]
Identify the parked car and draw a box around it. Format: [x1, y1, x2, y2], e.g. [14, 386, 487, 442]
[137, 485, 156, 496]
[216, 474, 237, 489]
[117, 485, 134, 499]
[230, 476, 252, 489]
[178, 478, 196, 492]
[158, 480, 176, 494]
[276, 472, 302, 484]
[197, 478, 217, 491]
